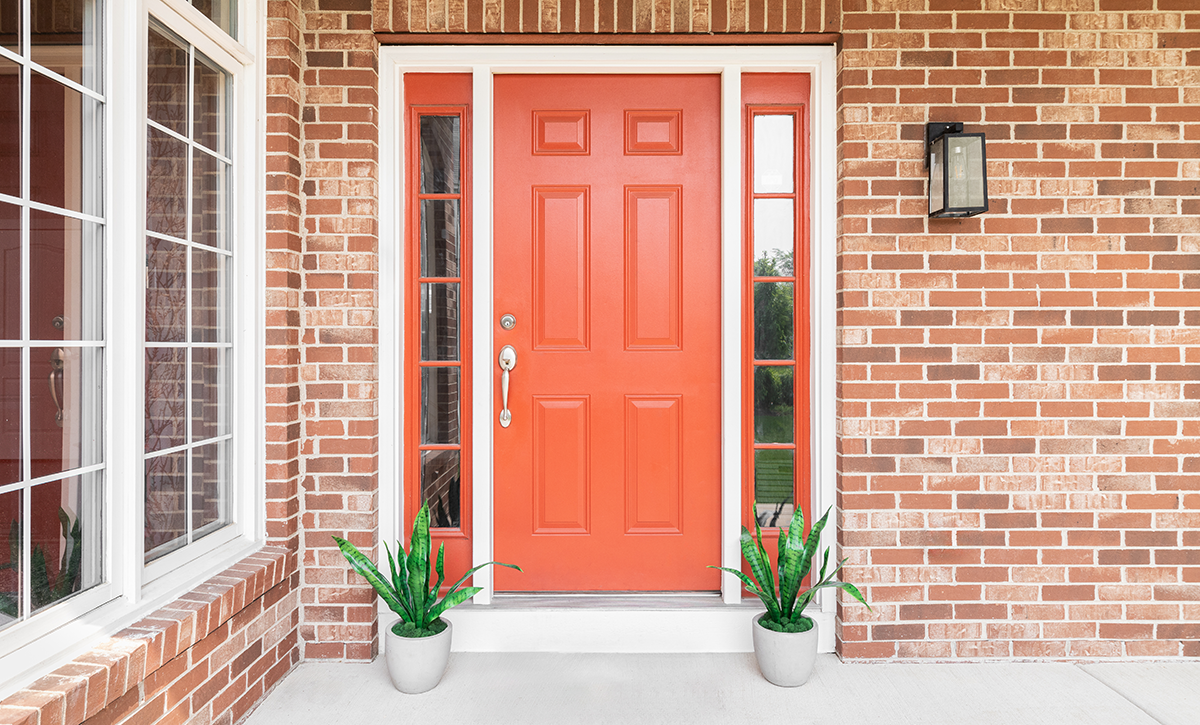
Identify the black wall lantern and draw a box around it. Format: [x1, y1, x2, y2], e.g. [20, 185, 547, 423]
[926, 122, 988, 218]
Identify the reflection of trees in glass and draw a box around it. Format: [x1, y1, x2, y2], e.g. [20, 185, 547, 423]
[753, 250, 794, 361]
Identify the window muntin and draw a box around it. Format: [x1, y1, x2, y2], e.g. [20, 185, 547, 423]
[143, 21, 232, 563]
[0, 0, 105, 630]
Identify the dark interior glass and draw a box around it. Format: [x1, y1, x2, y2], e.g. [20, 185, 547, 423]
[420, 199, 460, 278]
[0, 57, 18, 199]
[420, 449, 460, 529]
[420, 367, 460, 445]
[420, 283, 459, 362]
[0, 201, 18, 340]
[0, 488, 23, 627]
[419, 116, 460, 194]
[0, 348, 21, 486]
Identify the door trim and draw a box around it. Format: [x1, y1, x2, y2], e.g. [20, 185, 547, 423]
[378, 46, 838, 647]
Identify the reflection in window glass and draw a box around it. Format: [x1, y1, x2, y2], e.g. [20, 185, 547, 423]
[0, 57, 19, 198]
[754, 449, 794, 528]
[420, 449, 460, 529]
[420, 199, 460, 277]
[30, 475, 102, 614]
[191, 0, 237, 38]
[29, 0, 103, 93]
[420, 116, 460, 194]
[0, 0, 18, 55]
[0, 489, 23, 628]
[753, 115, 794, 193]
[421, 367, 460, 446]
[754, 366, 793, 444]
[420, 283, 459, 361]
[753, 282, 794, 361]
[0, 349, 21, 487]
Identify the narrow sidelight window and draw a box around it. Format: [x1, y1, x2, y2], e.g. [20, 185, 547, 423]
[743, 75, 811, 532]
[143, 22, 232, 562]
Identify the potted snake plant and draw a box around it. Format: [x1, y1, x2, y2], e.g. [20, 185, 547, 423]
[333, 504, 521, 693]
[711, 504, 869, 687]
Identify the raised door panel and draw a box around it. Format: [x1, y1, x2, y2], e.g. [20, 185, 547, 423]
[625, 187, 682, 350]
[624, 396, 682, 534]
[533, 396, 590, 534]
[533, 187, 589, 350]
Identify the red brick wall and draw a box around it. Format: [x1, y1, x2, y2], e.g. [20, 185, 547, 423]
[835, 0, 1200, 659]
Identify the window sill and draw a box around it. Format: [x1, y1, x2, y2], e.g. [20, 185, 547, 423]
[0, 546, 291, 725]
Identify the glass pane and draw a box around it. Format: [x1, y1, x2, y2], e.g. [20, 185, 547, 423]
[30, 346, 103, 480]
[147, 26, 188, 136]
[191, 0, 236, 38]
[947, 135, 986, 210]
[419, 116, 460, 194]
[147, 128, 188, 239]
[754, 366, 794, 444]
[420, 367, 460, 445]
[0, 348, 21, 485]
[30, 473, 100, 613]
[144, 450, 185, 561]
[30, 210, 103, 341]
[753, 115, 794, 193]
[420, 449, 460, 529]
[191, 247, 227, 343]
[420, 283, 459, 362]
[192, 150, 228, 250]
[0, 489, 22, 627]
[30, 0, 102, 92]
[0, 201, 18, 340]
[420, 199, 460, 278]
[193, 52, 227, 157]
[753, 282, 794, 361]
[192, 439, 225, 533]
[145, 236, 186, 342]
[752, 198, 794, 274]
[0, 0, 17, 55]
[145, 347, 185, 452]
[754, 449, 794, 529]
[191, 346, 227, 441]
[30, 71, 101, 216]
[929, 136, 944, 215]
[0, 57, 18, 198]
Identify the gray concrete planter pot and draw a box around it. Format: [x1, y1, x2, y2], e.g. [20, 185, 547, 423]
[384, 619, 452, 694]
[751, 614, 818, 687]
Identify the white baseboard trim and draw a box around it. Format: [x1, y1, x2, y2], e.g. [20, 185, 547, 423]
[433, 606, 836, 654]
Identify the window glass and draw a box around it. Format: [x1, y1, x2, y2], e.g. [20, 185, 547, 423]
[143, 22, 233, 562]
[190, 0, 236, 39]
[0, 0, 104, 626]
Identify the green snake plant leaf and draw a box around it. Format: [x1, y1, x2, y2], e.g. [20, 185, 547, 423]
[798, 507, 831, 581]
[426, 586, 482, 621]
[429, 542, 446, 603]
[738, 528, 782, 622]
[778, 506, 808, 620]
[444, 561, 523, 599]
[407, 506, 431, 626]
[803, 580, 872, 612]
[332, 536, 409, 621]
[382, 541, 417, 623]
[750, 513, 777, 606]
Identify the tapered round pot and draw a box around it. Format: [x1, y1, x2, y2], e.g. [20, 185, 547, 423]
[384, 620, 452, 694]
[751, 614, 818, 687]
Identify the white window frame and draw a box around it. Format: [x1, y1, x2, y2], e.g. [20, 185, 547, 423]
[377, 46, 838, 652]
[0, 0, 265, 694]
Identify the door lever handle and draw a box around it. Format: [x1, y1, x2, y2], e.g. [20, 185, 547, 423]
[49, 348, 65, 428]
[498, 345, 517, 428]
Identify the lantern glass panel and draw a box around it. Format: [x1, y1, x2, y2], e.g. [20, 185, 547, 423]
[928, 136, 945, 216]
[947, 135, 986, 210]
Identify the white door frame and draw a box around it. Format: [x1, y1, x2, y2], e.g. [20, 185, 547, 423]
[378, 45, 838, 652]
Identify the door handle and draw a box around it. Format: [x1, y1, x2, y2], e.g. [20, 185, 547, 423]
[49, 348, 65, 428]
[498, 345, 517, 428]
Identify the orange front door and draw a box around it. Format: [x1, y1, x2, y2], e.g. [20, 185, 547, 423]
[493, 75, 722, 591]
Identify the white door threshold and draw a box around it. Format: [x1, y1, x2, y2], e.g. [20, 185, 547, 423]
[434, 596, 836, 654]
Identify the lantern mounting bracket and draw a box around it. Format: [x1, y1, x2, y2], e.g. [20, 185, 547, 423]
[925, 122, 964, 168]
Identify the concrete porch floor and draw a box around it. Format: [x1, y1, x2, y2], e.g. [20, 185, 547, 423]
[244, 652, 1198, 725]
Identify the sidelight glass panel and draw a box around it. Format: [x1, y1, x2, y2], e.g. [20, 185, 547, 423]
[752, 198, 794, 271]
[191, 247, 228, 343]
[0, 348, 20, 486]
[144, 450, 186, 561]
[30, 210, 103, 341]
[754, 366, 794, 444]
[147, 26, 188, 135]
[0, 57, 18, 198]
[754, 449, 794, 528]
[753, 115, 794, 194]
[420, 283, 459, 362]
[0, 489, 22, 626]
[30, 346, 103, 481]
[0, 201, 18, 339]
[420, 199, 460, 278]
[146, 128, 188, 239]
[145, 347, 186, 453]
[420, 449, 460, 529]
[753, 282, 794, 360]
[419, 116, 460, 194]
[145, 237, 187, 343]
[30, 473, 100, 613]
[192, 439, 226, 533]
[420, 367, 460, 445]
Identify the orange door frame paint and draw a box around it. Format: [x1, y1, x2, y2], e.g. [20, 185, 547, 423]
[404, 73, 473, 585]
[742, 74, 813, 565]
[492, 74, 723, 592]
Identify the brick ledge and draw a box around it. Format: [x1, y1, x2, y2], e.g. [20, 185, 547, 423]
[0, 547, 290, 725]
